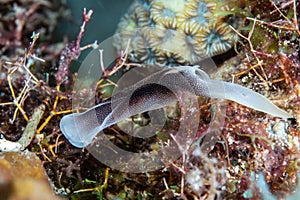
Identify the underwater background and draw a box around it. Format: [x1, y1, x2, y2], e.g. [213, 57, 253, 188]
[56, 0, 132, 49]
[0, 0, 299, 199]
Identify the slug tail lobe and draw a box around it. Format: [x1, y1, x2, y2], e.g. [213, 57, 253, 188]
[60, 113, 90, 148]
[60, 101, 111, 148]
[222, 81, 292, 118]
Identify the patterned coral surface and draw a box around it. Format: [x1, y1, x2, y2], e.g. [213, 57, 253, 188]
[114, 0, 238, 66]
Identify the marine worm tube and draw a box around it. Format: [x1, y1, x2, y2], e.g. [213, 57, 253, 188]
[60, 66, 292, 148]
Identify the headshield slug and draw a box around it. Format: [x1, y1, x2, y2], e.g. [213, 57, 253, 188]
[60, 66, 292, 148]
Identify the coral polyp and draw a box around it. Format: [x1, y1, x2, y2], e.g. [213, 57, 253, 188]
[114, 0, 238, 65]
[150, 0, 185, 24]
[182, 0, 216, 27]
[198, 22, 235, 57]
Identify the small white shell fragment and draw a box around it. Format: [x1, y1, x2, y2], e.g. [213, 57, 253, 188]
[266, 121, 290, 147]
[0, 137, 22, 152]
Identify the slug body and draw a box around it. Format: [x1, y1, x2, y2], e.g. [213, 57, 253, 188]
[60, 66, 292, 148]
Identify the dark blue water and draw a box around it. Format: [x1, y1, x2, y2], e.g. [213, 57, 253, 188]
[55, 0, 132, 45]
[54, 0, 133, 69]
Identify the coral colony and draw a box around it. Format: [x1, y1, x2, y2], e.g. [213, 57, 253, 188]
[113, 0, 237, 65]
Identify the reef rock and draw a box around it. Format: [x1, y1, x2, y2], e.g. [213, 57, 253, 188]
[0, 151, 63, 200]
